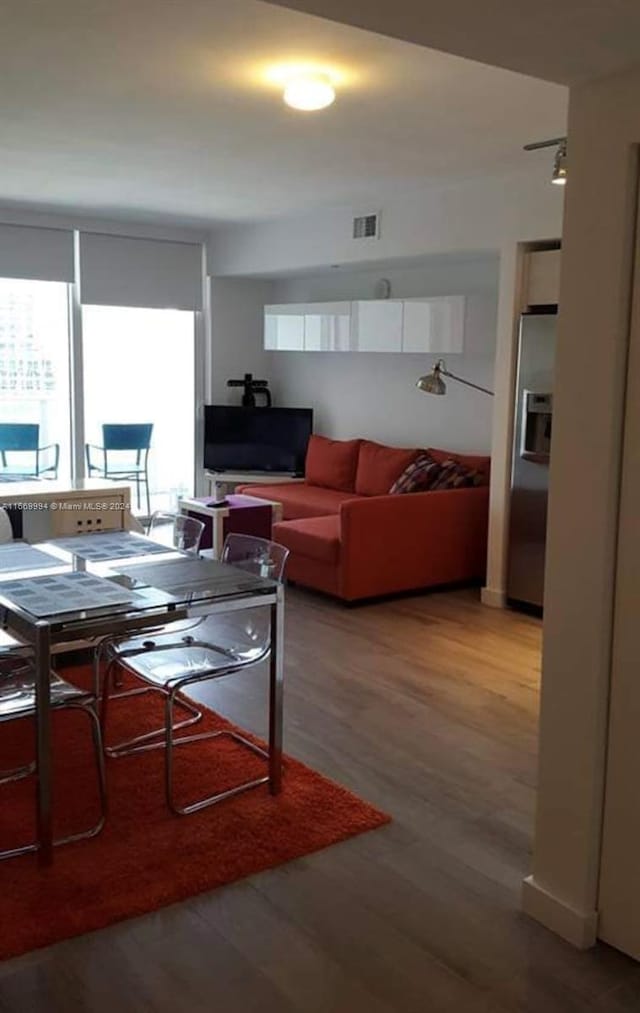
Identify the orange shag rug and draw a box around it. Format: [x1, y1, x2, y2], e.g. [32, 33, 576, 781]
[0, 666, 389, 961]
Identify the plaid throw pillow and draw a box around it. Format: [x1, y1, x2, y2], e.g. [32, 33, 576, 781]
[389, 455, 442, 494]
[428, 459, 485, 491]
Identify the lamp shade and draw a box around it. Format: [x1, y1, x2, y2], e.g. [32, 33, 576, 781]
[416, 365, 446, 395]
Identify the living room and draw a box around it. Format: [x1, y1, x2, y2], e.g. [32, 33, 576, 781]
[2, 0, 640, 1009]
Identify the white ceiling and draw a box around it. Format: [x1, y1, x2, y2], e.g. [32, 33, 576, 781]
[270, 0, 640, 86]
[0, 0, 567, 225]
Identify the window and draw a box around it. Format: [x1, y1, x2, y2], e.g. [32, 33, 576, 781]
[82, 305, 195, 513]
[0, 278, 71, 480]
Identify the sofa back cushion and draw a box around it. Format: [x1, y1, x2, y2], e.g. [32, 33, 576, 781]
[355, 440, 420, 496]
[428, 459, 486, 490]
[389, 454, 442, 494]
[427, 447, 490, 484]
[305, 434, 361, 492]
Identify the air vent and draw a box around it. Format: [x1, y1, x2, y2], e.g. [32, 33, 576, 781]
[353, 213, 380, 240]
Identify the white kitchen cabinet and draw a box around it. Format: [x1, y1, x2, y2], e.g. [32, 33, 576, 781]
[402, 295, 465, 353]
[302, 301, 352, 350]
[264, 305, 305, 350]
[350, 300, 403, 351]
[264, 302, 351, 351]
[264, 296, 466, 353]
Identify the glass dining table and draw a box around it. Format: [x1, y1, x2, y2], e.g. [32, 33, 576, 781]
[0, 532, 284, 865]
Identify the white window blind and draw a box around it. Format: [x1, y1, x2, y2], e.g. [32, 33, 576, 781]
[0, 224, 74, 282]
[79, 233, 203, 310]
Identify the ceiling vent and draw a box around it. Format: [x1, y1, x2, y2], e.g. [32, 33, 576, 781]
[352, 213, 380, 240]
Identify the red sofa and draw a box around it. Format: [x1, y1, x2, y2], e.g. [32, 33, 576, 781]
[239, 436, 490, 602]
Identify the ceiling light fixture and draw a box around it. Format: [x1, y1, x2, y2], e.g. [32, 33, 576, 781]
[523, 136, 568, 186]
[551, 140, 568, 185]
[283, 72, 335, 111]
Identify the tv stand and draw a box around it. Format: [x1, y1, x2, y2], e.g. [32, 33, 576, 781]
[205, 470, 304, 497]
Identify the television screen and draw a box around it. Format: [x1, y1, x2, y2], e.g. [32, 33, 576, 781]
[204, 406, 313, 474]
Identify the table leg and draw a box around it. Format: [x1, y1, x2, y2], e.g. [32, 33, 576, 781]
[212, 507, 229, 560]
[268, 586, 284, 794]
[35, 623, 53, 865]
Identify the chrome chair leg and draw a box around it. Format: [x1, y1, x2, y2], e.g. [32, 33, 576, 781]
[0, 701, 107, 861]
[101, 657, 203, 758]
[163, 686, 272, 817]
[56, 702, 107, 845]
[0, 761, 36, 786]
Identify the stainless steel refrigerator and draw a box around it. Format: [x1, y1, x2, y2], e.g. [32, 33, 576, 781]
[507, 309, 556, 610]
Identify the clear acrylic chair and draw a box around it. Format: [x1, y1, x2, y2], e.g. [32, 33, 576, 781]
[146, 511, 205, 554]
[95, 510, 206, 746]
[100, 534, 289, 815]
[0, 641, 106, 860]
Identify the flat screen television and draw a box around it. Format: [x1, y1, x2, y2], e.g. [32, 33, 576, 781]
[204, 406, 313, 474]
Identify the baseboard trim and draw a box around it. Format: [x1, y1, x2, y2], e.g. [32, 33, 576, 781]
[481, 586, 507, 609]
[522, 876, 598, 949]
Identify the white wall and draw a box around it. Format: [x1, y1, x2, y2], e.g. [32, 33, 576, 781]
[264, 254, 498, 450]
[209, 277, 274, 403]
[208, 169, 563, 276]
[208, 169, 563, 596]
[522, 62, 640, 949]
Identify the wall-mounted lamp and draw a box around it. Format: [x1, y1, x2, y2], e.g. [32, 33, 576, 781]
[524, 136, 568, 186]
[416, 359, 494, 397]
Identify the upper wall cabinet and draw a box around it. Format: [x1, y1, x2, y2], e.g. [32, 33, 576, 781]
[351, 300, 403, 351]
[264, 302, 351, 351]
[264, 296, 466, 354]
[402, 296, 465, 354]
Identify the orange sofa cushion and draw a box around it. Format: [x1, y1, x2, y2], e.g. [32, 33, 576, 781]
[237, 482, 356, 520]
[427, 447, 490, 483]
[273, 515, 341, 565]
[305, 435, 361, 492]
[355, 440, 419, 496]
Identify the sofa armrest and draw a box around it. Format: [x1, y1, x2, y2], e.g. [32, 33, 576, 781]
[339, 487, 489, 599]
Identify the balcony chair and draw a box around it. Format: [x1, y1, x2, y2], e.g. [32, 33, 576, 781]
[99, 533, 289, 816]
[85, 423, 153, 515]
[0, 423, 59, 481]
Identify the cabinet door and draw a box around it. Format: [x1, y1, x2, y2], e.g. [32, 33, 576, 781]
[303, 301, 352, 351]
[264, 306, 305, 350]
[402, 296, 465, 353]
[351, 300, 403, 352]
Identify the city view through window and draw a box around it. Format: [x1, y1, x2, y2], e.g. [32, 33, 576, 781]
[0, 279, 195, 512]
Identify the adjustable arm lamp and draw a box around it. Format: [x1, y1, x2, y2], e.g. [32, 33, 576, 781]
[416, 359, 494, 397]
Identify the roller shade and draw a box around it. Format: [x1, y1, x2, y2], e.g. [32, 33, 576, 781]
[79, 233, 203, 310]
[0, 224, 74, 282]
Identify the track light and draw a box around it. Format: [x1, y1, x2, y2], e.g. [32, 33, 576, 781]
[551, 140, 567, 185]
[524, 136, 568, 186]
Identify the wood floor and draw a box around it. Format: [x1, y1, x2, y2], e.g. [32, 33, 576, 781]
[1, 587, 639, 1012]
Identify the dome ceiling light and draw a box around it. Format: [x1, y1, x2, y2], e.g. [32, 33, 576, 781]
[282, 71, 336, 111]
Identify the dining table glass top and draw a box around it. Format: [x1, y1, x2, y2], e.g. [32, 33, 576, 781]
[0, 531, 278, 631]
